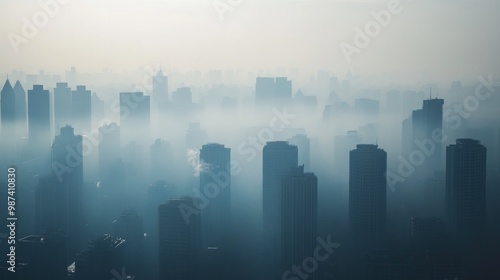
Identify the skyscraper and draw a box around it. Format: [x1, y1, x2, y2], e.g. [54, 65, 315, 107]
[119, 92, 150, 145]
[54, 82, 72, 135]
[1, 79, 16, 142]
[199, 143, 231, 249]
[98, 122, 121, 182]
[150, 138, 172, 182]
[263, 141, 298, 276]
[71, 85, 92, 134]
[446, 139, 487, 237]
[28, 85, 51, 157]
[152, 70, 168, 110]
[411, 98, 444, 174]
[282, 166, 318, 279]
[159, 198, 201, 280]
[349, 144, 387, 247]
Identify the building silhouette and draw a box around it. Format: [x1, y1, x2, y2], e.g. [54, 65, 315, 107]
[263, 141, 298, 277]
[349, 144, 387, 247]
[411, 98, 444, 174]
[281, 166, 318, 279]
[28, 85, 51, 157]
[199, 143, 231, 250]
[98, 122, 121, 184]
[71, 85, 92, 134]
[446, 139, 487, 237]
[112, 210, 144, 279]
[150, 138, 172, 182]
[1, 79, 16, 150]
[152, 70, 168, 113]
[159, 198, 201, 280]
[255, 77, 292, 107]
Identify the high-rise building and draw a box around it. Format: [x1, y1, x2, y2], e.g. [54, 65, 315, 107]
[159, 198, 201, 280]
[28, 85, 51, 156]
[1, 79, 16, 142]
[152, 70, 168, 110]
[75, 234, 127, 280]
[349, 144, 387, 247]
[446, 139, 486, 237]
[54, 82, 72, 135]
[91, 92, 105, 128]
[71, 85, 92, 134]
[411, 98, 444, 173]
[281, 166, 318, 279]
[51, 125, 84, 259]
[410, 217, 446, 250]
[119, 92, 150, 145]
[199, 143, 231, 249]
[288, 134, 311, 171]
[263, 141, 298, 275]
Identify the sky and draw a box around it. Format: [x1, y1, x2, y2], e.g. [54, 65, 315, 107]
[1, 0, 499, 81]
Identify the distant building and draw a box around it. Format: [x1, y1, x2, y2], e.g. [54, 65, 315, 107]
[150, 138, 172, 181]
[1, 79, 16, 149]
[446, 139, 487, 237]
[13, 80, 27, 139]
[159, 198, 201, 280]
[349, 144, 387, 247]
[255, 77, 292, 107]
[28, 85, 51, 157]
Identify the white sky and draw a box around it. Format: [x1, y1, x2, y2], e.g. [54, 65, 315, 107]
[1, 0, 499, 81]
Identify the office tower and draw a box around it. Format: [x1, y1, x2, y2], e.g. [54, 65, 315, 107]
[98, 122, 121, 181]
[349, 144, 387, 247]
[288, 134, 311, 170]
[13, 80, 27, 138]
[119, 92, 150, 145]
[75, 234, 127, 280]
[411, 98, 444, 174]
[446, 139, 487, 236]
[282, 166, 318, 279]
[255, 77, 292, 107]
[54, 82, 72, 134]
[199, 143, 231, 249]
[171, 87, 193, 114]
[334, 131, 363, 180]
[71, 85, 92, 134]
[28, 85, 51, 156]
[150, 138, 171, 181]
[112, 210, 144, 279]
[263, 141, 298, 275]
[1, 79, 16, 147]
[152, 70, 168, 110]
[159, 198, 201, 280]
[51, 125, 84, 259]
[18, 231, 67, 280]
